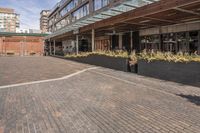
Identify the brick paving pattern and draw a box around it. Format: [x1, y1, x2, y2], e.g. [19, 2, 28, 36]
[0, 57, 200, 133]
[0, 56, 90, 86]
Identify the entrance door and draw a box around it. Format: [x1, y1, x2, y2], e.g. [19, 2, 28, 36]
[132, 31, 140, 53]
[79, 39, 89, 52]
[111, 35, 119, 50]
[122, 33, 131, 51]
[189, 31, 199, 54]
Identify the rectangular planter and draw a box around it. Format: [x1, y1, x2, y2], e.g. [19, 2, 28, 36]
[65, 54, 129, 72]
[138, 60, 200, 87]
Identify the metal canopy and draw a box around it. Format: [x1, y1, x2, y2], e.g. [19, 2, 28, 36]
[47, 0, 160, 39]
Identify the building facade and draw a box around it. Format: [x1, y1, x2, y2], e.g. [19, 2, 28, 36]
[40, 10, 50, 33]
[45, 0, 200, 55]
[0, 32, 47, 56]
[0, 7, 20, 32]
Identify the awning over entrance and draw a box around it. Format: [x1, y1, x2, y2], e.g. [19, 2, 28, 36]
[47, 0, 160, 39]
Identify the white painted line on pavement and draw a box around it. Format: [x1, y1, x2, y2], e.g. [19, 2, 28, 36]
[0, 67, 99, 89]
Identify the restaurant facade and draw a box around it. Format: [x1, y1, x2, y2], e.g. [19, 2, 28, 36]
[45, 0, 200, 55]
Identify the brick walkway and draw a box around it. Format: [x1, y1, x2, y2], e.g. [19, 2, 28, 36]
[0, 57, 200, 133]
[0, 56, 90, 86]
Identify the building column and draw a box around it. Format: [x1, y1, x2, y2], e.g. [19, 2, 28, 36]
[159, 27, 162, 51]
[197, 31, 200, 54]
[92, 29, 95, 52]
[76, 35, 79, 55]
[186, 32, 190, 53]
[89, 0, 94, 14]
[49, 39, 52, 55]
[54, 40, 56, 55]
[119, 34, 123, 50]
[130, 31, 133, 51]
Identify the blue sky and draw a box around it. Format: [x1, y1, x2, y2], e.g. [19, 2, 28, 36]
[0, 0, 58, 29]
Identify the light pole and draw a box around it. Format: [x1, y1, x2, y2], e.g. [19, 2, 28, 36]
[76, 35, 79, 55]
[54, 40, 56, 55]
[92, 29, 95, 52]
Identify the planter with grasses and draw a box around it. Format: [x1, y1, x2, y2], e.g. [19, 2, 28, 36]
[64, 51, 131, 72]
[138, 51, 200, 87]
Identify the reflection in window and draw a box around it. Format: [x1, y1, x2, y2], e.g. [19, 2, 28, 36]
[94, 0, 110, 11]
[60, 1, 73, 17]
[56, 16, 71, 30]
[72, 4, 89, 21]
[60, 0, 82, 17]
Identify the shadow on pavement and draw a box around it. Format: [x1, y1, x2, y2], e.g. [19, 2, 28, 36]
[177, 94, 200, 106]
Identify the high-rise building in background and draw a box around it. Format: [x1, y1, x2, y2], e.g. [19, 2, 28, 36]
[0, 7, 20, 32]
[40, 10, 50, 33]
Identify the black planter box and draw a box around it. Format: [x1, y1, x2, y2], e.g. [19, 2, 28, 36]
[138, 60, 200, 87]
[65, 54, 129, 72]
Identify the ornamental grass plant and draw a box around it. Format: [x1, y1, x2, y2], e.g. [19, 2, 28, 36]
[64, 50, 130, 58]
[139, 50, 200, 63]
[64, 49, 200, 63]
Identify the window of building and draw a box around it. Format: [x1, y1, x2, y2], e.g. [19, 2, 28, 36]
[74, 0, 79, 7]
[93, 0, 110, 11]
[60, 0, 87, 17]
[56, 22, 62, 30]
[72, 3, 89, 22]
[60, 1, 73, 17]
[60, 0, 81, 17]
[60, 0, 68, 5]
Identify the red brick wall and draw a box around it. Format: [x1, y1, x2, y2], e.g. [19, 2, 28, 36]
[0, 36, 44, 56]
[0, 38, 2, 55]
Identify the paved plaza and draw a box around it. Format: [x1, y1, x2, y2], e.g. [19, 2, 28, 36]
[0, 56, 200, 133]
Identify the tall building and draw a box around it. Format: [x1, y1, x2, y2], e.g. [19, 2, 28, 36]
[0, 7, 20, 32]
[46, 0, 200, 55]
[40, 10, 50, 33]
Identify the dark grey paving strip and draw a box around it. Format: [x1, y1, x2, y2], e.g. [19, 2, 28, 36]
[94, 68, 200, 95]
